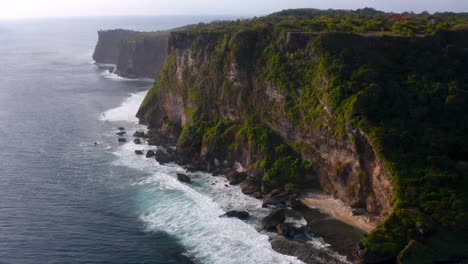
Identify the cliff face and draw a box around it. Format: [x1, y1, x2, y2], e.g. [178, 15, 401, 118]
[93, 29, 139, 64]
[139, 31, 392, 215]
[93, 30, 169, 79]
[115, 32, 169, 79]
[138, 28, 468, 262]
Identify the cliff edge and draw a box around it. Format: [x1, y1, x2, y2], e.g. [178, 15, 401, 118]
[93, 29, 169, 79]
[136, 19, 468, 263]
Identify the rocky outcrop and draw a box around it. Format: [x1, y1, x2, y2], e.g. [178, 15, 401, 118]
[93, 29, 169, 79]
[261, 208, 286, 230]
[93, 29, 139, 64]
[220, 210, 250, 220]
[137, 30, 392, 218]
[176, 173, 191, 183]
[115, 32, 169, 79]
[146, 150, 156, 158]
[135, 23, 468, 262]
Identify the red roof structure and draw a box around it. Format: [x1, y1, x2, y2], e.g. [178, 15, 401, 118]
[391, 14, 408, 21]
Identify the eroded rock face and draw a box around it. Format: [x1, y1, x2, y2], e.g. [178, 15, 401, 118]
[93, 29, 169, 79]
[136, 31, 393, 219]
[240, 178, 261, 195]
[225, 170, 247, 185]
[93, 29, 139, 64]
[115, 32, 169, 79]
[155, 149, 176, 164]
[261, 208, 286, 230]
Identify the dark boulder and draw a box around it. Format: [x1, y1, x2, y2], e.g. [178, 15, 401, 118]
[155, 150, 175, 164]
[262, 190, 290, 207]
[118, 127, 125, 131]
[177, 173, 191, 183]
[261, 208, 286, 230]
[116, 131, 126, 136]
[220, 210, 250, 220]
[276, 223, 294, 237]
[240, 178, 261, 195]
[286, 198, 308, 210]
[133, 131, 147, 138]
[118, 138, 126, 143]
[146, 150, 155, 158]
[133, 138, 141, 144]
[134, 150, 144, 155]
[225, 170, 247, 185]
[276, 223, 307, 237]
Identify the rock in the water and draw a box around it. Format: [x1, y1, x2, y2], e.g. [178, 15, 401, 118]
[133, 131, 147, 138]
[276, 223, 307, 237]
[176, 173, 191, 183]
[225, 170, 247, 185]
[118, 138, 126, 143]
[134, 150, 144, 155]
[118, 127, 125, 131]
[116, 131, 126, 136]
[220, 210, 250, 220]
[262, 190, 290, 207]
[261, 208, 286, 230]
[133, 138, 141, 144]
[240, 178, 260, 195]
[146, 150, 155, 158]
[155, 149, 175, 164]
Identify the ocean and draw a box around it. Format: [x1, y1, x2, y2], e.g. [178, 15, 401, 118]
[0, 16, 361, 264]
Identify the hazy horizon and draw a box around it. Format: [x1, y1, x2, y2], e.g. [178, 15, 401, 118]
[1, 0, 468, 20]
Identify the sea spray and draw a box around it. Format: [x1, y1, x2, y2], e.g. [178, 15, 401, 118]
[101, 91, 351, 264]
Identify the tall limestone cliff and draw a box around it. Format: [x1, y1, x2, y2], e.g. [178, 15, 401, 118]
[93, 29, 139, 64]
[137, 24, 468, 263]
[93, 29, 169, 79]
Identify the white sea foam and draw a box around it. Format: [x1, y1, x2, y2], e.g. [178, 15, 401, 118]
[111, 141, 302, 264]
[99, 91, 147, 123]
[100, 92, 349, 264]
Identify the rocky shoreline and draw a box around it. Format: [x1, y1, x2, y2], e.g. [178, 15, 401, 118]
[116, 126, 358, 264]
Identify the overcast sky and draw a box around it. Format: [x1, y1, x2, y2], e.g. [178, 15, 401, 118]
[1, 0, 468, 19]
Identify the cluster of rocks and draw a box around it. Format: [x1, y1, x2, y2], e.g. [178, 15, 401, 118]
[261, 208, 308, 238]
[126, 128, 310, 239]
[125, 129, 193, 184]
[117, 127, 126, 142]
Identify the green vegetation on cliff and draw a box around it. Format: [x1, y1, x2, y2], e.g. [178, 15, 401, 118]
[137, 9, 468, 263]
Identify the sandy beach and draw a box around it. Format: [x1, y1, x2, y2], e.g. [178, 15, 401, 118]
[300, 191, 379, 233]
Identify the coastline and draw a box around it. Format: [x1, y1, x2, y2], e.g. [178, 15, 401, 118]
[301, 191, 378, 234]
[103, 87, 363, 263]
